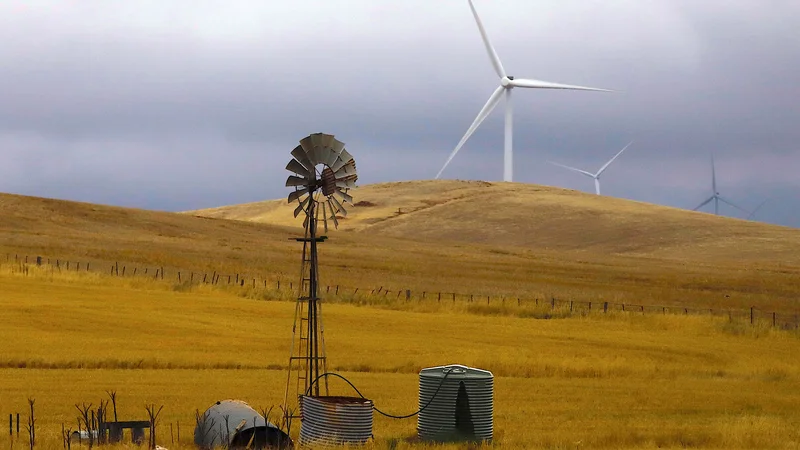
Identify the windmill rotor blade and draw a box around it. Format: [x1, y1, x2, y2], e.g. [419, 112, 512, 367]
[597, 141, 634, 176]
[288, 187, 310, 204]
[436, 85, 504, 179]
[334, 188, 353, 204]
[293, 195, 312, 217]
[329, 195, 346, 217]
[291, 145, 315, 172]
[318, 147, 338, 171]
[335, 179, 357, 189]
[285, 175, 309, 187]
[467, 0, 505, 78]
[334, 161, 357, 179]
[508, 77, 612, 92]
[286, 159, 312, 179]
[331, 149, 354, 172]
[718, 196, 751, 215]
[547, 161, 595, 178]
[321, 201, 328, 233]
[325, 140, 345, 167]
[693, 196, 714, 211]
[328, 199, 340, 228]
[299, 135, 323, 165]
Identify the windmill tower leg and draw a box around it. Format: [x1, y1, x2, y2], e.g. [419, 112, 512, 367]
[503, 88, 513, 182]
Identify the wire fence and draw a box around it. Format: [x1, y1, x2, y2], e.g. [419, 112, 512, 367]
[3, 252, 799, 331]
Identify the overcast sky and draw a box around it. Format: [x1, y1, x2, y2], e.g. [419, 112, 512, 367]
[1, 1, 798, 227]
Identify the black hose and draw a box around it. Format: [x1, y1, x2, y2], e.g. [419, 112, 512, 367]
[303, 369, 455, 419]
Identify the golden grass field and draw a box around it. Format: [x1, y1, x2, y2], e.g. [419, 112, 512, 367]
[0, 266, 799, 449]
[1, 181, 800, 448]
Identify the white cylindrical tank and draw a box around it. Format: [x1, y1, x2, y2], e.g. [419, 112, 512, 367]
[417, 364, 493, 442]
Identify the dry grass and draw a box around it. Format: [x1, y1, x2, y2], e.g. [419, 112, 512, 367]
[2, 184, 800, 314]
[1, 268, 800, 449]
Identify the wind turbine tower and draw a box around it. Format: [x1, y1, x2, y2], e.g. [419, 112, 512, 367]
[436, 0, 611, 182]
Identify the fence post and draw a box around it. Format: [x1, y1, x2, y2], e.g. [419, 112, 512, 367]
[178, 272, 181, 282]
[588, 301, 592, 311]
[622, 304, 625, 312]
[773, 312, 776, 327]
[570, 301, 573, 312]
[684, 308, 688, 315]
[551, 297, 555, 309]
[437, 292, 441, 303]
[487, 295, 490, 305]
[603, 302, 608, 313]
[406, 290, 411, 301]
[750, 307, 754, 325]
[336, 285, 340, 295]
[453, 293, 456, 303]
[517, 298, 520, 306]
[663, 307, 666, 314]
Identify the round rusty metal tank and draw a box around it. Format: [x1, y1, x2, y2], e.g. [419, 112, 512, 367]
[298, 395, 373, 447]
[194, 399, 291, 449]
[417, 364, 494, 442]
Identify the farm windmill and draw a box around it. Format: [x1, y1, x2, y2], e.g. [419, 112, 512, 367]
[282, 133, 357, 418]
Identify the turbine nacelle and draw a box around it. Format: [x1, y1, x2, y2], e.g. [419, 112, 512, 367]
[500, 76, 514, 87]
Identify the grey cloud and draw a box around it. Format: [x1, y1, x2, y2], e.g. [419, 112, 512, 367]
[0, 1, 797, 227]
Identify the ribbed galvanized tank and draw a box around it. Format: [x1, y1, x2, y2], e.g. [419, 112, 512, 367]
[417, 364, 493, 442]
[194, 400, 291, 449]
[298, 396, 373, 448]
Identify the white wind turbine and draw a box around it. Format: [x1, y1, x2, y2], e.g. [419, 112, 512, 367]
[693, 154, 750, 216]
[548, 142, 634, 195]
[436, 0, 611, 182]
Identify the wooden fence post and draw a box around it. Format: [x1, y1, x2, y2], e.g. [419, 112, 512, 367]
[773, 312, 776, 327]
[750, 307, 754, 325]
[603, 302, 608, 313]
[406, 290, 411, 301]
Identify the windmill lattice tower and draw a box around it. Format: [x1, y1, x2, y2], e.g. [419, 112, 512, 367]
[282, 133, 357, 419]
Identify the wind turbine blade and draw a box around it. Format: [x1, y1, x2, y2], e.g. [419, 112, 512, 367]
[436, 86, 505, 179]
[467, 0, 505, 78]
[508, 78, 612, 92]
[547, 161, 595, 178]
[693, 196, 714, 211]
[594, 178, 601, 195]
[596, 141, 634, 176]
[718, 196, 751, 216]
[747, 199, 770, 220]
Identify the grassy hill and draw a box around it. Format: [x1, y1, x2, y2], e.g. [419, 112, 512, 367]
[189, 180, 800, 264]
[2, 182, 799, 312]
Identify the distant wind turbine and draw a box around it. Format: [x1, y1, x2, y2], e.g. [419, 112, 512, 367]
[548, 142, 634, 195]
[747, 198, 770, 220]
[693, 154, 749, 216]
[435, 0, 611, 182]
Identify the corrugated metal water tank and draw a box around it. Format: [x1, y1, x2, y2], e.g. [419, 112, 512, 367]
[299, 396, 373, 448]
[417, 364, 493, 442]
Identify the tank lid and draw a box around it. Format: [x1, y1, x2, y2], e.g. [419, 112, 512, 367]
[419, 364, 493, 379]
